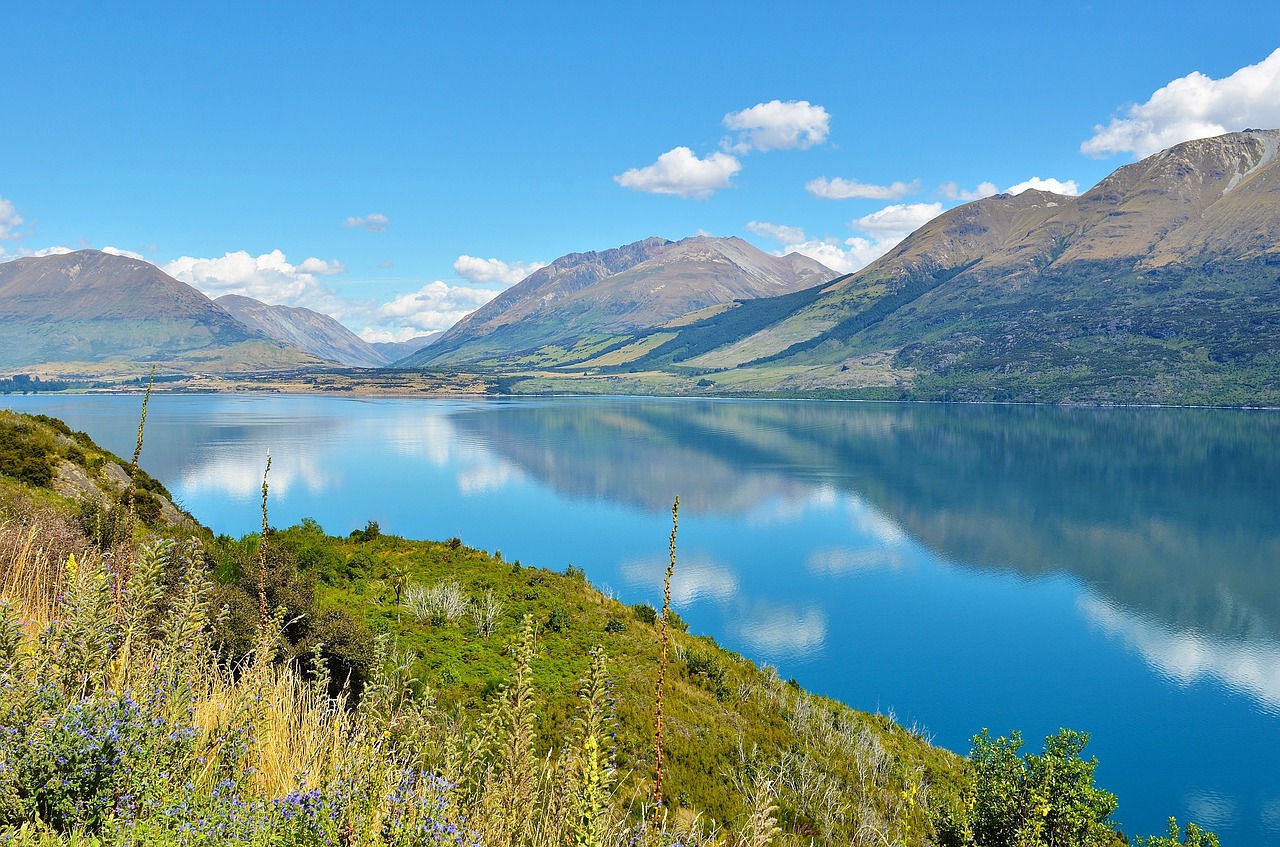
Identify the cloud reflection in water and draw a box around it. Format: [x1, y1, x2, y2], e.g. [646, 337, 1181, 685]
[1080, 594, 1280, 714]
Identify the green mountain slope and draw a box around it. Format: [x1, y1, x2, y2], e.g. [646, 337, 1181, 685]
[0, 250, 323, 373]
[691, 129, 1280, 403]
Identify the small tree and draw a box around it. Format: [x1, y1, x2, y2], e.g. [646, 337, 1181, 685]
[939, 728, 1119, 847]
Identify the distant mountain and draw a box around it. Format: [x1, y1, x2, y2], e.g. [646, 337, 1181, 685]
[215, 294, 388, 367]
[0, 250, 320, 371]
[409, 236, 835, 368]
[526, 129, 1280, 405]
[375, 333, 441, 365]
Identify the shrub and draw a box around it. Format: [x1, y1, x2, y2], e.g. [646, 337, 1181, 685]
[545, 609, 571, 633]
[936, 728, 1119, 847]
[632, 602, 657, 624]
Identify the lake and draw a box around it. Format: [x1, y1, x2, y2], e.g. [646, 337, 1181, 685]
[4, 392, 1278, 844]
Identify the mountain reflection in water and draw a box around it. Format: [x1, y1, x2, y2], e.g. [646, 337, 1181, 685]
[5, 394, 1279, 842]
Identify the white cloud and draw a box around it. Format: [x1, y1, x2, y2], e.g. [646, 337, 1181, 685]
[806, 177, 921, 200]
[101, 246, 146, 260]
[161, 247, 499, 341]
[723, 100, 831, 152]
[0, 197, 24, 240]
[938, 181, 999, 202]
[614, 147, 742, 199]
[343, 213, 390, 232]
[1082, 48, 1280, 158]
[746, 220, 806, 244]
[162, 250, 347, 308]
[851, 202, 944, 241]
[361, 280, 502, 339]
[779, 237, 882, 274]
[297, 257, 347, 275]
[751, 203, 943, 276]
[453, 255, 547, 286]
[1004, 176, 1080, 196]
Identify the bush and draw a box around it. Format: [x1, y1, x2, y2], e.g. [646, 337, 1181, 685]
[632, 602, 657, 624]
[298, 606, 378, 698]
[0, 416, 57, 488]
[604, 615, 626, 633]
[545, 609, 571, 633]
[348, 519, 381, 543]
[936, 728, 1119, 847]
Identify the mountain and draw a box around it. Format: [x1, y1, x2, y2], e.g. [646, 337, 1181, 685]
[410, 235, 835, 368]
[0, 250, 321, 372]
[521, 129, 1280, 405]
[215, 294, 389, 367]
[374, 333, 440, 364]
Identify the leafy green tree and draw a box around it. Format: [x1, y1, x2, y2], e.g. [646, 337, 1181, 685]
[939, 728, 1120, 847]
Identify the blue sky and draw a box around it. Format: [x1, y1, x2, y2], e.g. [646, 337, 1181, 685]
[3, 1, 1279, 341]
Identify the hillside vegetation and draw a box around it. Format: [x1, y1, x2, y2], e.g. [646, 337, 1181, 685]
[0, 410, 1216, 845]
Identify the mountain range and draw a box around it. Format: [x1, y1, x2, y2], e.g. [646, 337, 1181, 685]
[409, 235, 834, 368]
[417, 129, 1279, 405]
[3, 129, 1277, 404]
[0, 252, 437, 372]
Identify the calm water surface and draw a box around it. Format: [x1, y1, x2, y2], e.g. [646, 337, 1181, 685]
[5, 393, 1279, 844]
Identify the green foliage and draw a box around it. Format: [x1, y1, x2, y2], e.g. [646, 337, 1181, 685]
[936, 728, 1121, 847]
[349, 519, 381, 543]
[1138, 817, 1221, 847]
[632, 602, 657, 624]
[0, 414, 59, 488]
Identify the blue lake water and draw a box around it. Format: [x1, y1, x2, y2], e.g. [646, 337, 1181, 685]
[4, 393, 1279, 844]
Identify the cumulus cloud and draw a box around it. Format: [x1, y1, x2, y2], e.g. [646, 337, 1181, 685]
[162, 250, 348, 308]
[851, 202, 944, 241]
[160, 247, 501, 341]
[343, 213, 390, 232]
[938, 181, 999, 202]
[806, 177, 921, 200]
[1082, 48, 1280, 158]
[748, 202, 943, 276]
[297, 257, 347, 275]
[362, 280, 502, 340]
[0, 197, 24, 240]
[723, 100, 831, 152]
[746, 220, 807, 244]
[747, 231, 893, 275]
[0, 245, 73, 261]
[453, 255, 547, 286]
[1004, 176, 1080, 196]
[614, 147, 742, 199]
[101, 246, 146, 260]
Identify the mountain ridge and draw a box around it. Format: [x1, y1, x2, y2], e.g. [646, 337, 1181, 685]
[0, 250, 323, 372]
[214, 294, 389, 368]
[412, 235, 835, 368]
